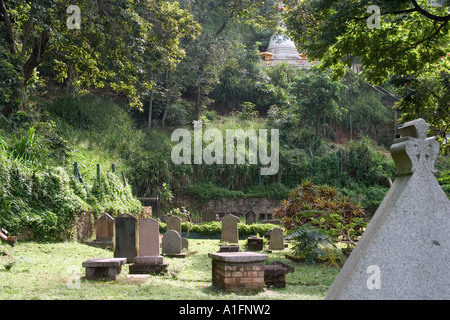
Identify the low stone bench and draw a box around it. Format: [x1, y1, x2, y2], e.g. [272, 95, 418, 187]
[208, 252, 268, 292]
[82, 258, 127, 280]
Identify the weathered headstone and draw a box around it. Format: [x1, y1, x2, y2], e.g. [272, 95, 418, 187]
[264, 265, 287, 288]
[219, 245, 239, 252]
[114, 213, 138, 263]
[85, 213, 114, 248]
[220, 214, 240, 243]
[129, 217, 168, 274]
[246, 211, 256, 225]
[269, 227, 284, 250]
[162, 230, 182, 255]
[138, 218, 160, 257]
[166, 215, 182, 236]
[268, 261, 295, 274]
[325, 119, 450, 300]
[247, 236, 263, 251]
[96, 213, 114, 241]
[182, 237, 189, 250]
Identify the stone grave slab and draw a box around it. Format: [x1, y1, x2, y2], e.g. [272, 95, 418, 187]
[220, 214, 240, 243]
[129, 217, 168, 275]
[264, 265, 287, 288]
[114, 213, 137, 263]
[247, 236, 263, 251]
[269, 227, 284, 250]
[85, 213, 114, 249]
[166, 215, 182, 235]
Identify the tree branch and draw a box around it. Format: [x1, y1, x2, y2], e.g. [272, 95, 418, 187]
[354, 1, 450, 22]
[411, 0, 450, 22]
[215, 17, 230, 37]
[408, 21, 448, 47]
[21, 16, 34, 58]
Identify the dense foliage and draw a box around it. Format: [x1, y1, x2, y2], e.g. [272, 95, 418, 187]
[0, 124, 142, 241]
[285, 223, 344, 266]
[158, 220, 279, 238]
[274, 180, 368, 246]
[282, 0, 449, 152]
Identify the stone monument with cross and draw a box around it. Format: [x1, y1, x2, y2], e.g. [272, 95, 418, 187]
[325, 119, 450, 299]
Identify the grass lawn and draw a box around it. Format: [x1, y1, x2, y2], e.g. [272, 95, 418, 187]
[0, 239, 339, 300]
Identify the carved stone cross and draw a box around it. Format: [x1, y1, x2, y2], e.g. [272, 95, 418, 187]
[390, 118, 440, 176]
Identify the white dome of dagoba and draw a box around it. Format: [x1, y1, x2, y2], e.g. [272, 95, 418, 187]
[259, 20, 317, 68]
[266, 34, 301, 60]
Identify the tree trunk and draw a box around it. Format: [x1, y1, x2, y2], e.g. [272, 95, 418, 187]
[195, 84, 202, 120]
[147, 72, 155, 129]
[161, 69, 171, 130]
[147, 92, 154, 129]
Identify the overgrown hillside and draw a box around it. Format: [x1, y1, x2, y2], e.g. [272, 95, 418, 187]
[0, 97, 143, 241]
[1, 85, 449, 241]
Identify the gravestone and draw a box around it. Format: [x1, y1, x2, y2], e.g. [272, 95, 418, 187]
[246, 211, 256, 225]
[129, 217, 168, 274]
[268, 261, 295, 274]
[85, 213, 114, 248]
[247, 236, 263, 251]
[202, 209, 217, 222]
[167, 215, 182, 235]
[325, 119, 450, 300]
[182, 237, 189, 250]
[161, 230, 182, 255]
[114, 213, 138, 263]
[264, 265, 287, 288]
[138, 218, 160, 257]
[96, 213, 114, 241]
[269, 227, 284, 250]
[220, 214, 240, 243]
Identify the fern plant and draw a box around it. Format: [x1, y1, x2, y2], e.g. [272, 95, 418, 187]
[285, 223, 343, 267]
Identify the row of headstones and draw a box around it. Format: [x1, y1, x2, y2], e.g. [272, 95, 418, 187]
[220, 214, 284, 250]
[94, 213, 188, 263]
[95, 212, 284, 253]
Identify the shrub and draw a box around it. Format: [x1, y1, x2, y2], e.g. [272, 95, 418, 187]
[237, 102, 259, 121]
[343, 138, 395, 187]
[285, 223, 343, 266]
[158, 220, 279, 238]
[274, 180, 367, 247]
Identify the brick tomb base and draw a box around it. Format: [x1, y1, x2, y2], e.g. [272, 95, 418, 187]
[208, 252, 268, 292]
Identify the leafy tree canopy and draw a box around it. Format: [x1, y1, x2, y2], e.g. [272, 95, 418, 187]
[282, 0, 449, 83]
[0, 0, 201, 114]
[282, 0, 449, 152]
